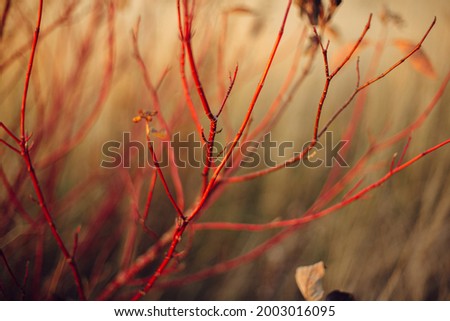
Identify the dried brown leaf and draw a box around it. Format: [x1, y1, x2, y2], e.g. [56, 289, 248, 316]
[295, 0, 324, 26]
[394, 39, 437, 79]
[327, 0, 343, 22]
[295, 0, 343, 26]
[295, 261, 325, 301]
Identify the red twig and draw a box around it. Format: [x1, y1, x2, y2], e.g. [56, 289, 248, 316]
[195, 139, 450, 232]
[176, 4, 203, 138]
[192, 0, 293, 212]
[331, 15, 372, 78]
[0, 1, 79, 73]
[313, 14, 372, 142]
[0, 138, 21, 154]
[397, 136, 412, 167]
[216, 65, 239, 118]
[178, 0, 222, 192]
[15, 0, 86, 300]
[0, 122, 20, 143]
[379, 70, 450, 148]
[223, 16, 437, 184]
[216, 11, 234, 139]
[132, 17, 185, 212]
[320, 18, 437, 139]
[36, 2, 115, 168]
[0, 167, 35, 224]
[0, 0, 11, 39]
[0, 249, 26, 299]
[129, 0, 293, 300]
[248, 27, 309, 140]
[341, 178, 365, 201]
[20, 0, 43, 141]
[157, 226, 297, 289]
[131, 223, 187, 300]
[143, 169, 158, 223]
[160, 134, 446, 287]
[312, 71, 449, 210]
[97, 227, 175, 300]
[181, 0, 215, 122]
[147, 141, 184, 220]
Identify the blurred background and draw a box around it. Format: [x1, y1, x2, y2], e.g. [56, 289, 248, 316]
[1, 0, 449, 300]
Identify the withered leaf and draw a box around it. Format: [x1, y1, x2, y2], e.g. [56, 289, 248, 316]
[330, 0, 342, 6]
[295, 261, 325, 301]
[327, 0, 343, 22]
[295, 0, 324, 26]
[295, 0, 342, 26]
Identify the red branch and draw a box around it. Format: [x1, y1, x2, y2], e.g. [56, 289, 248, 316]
[194, 139, 449, 232]
[313, 15, 372, 141]
[132, 17, 185, 212]
[190, 0, 293, 217]
[36, 2, 116, 168]
[223, 15, 437, 184]
[19, 0, 44, 140]
[12, 0, 86, 300]
[147, 140, 185, 219]
[129, 0, 293, 300]
[161, 134, 446, 288]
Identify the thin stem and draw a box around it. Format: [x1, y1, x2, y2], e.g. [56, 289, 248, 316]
[20, 0, 43, 140]
[97, 227, 175, 300]
[16, 0, 86, 300]
[223, 16, 438, 184]
[248, 27, 309, 140]
[143, 169, 158, 223]
[313, 14, 372, 141]
[216, 65, 238, 118]
[130, 0, 293, 300]
[132, 17, 185, 212]
[190, 0, 293, 220]
[36, 2, 115, 168]
[181, 0, 215, 122]
[0, 122, 20, 143]
[156, 226, 297, 289]
[147, 141, 185, 220]
[0, 167, 35, 224]
[177, 3, 203, 137]
[330, 14, 372, 78]
[131, 222, 188, 300]
[195, 139, 450, 232]
[397, 137, 412, 167]
[0, 139, 21, 154]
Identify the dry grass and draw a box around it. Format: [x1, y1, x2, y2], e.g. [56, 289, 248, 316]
[0, 0, 449, 300]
